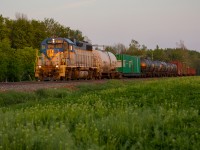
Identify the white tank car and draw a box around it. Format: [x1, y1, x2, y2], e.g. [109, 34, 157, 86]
[93, 50, 119, 78]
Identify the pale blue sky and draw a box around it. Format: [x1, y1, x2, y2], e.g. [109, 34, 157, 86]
[1, 0, 200, 50]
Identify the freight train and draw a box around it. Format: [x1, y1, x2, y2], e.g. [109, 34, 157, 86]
[35, 37, 196, 81]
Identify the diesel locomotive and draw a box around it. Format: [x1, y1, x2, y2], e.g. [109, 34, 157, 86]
[35, 37, 196, 81]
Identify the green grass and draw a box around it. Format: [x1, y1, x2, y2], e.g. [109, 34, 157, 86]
[0, 77, 200, 149]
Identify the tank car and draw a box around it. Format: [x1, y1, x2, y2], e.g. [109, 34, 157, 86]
[35, 37, 119, 81]
[165, 63, 177, 76]
[140, 59, 178, 77]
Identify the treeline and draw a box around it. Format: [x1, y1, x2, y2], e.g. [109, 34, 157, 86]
[105, 39, 200, 71]
[0, 14, 84, 82]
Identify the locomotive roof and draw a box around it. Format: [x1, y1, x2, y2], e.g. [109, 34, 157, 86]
[63, 38, 75, 45]
[41, 37, 75, 45]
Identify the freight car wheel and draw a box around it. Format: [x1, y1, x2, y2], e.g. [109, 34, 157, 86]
[118, 73, 123, 79]
[35, 77, 40, 82]
[60, 76, 66, 81]
[87, 70, 94, 80]
[96, 73, 102, 80]
[110, 73, 115, 79]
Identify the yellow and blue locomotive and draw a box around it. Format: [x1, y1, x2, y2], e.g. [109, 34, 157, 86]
[35, 37, 119, 81]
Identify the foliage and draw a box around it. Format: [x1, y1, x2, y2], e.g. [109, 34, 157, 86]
[0, 77, 200, 149]
[0, 39, 11, 81]
[124, 39, 146, 57]
[105, 46, 117, 55]
[0, 15, 8, 41]
[17, 47, 37, 81]
[108, 43, 126, 54]
[10, 17, 34, 49]
[31, 19, 47, 49]
[0, 39, 37, 81]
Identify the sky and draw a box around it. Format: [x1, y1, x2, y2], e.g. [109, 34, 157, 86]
[1, 0, 200, 51]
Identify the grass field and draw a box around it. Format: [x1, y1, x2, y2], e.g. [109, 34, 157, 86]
[0, 77, 200, 149]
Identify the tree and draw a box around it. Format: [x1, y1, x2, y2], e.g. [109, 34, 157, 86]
[43, 18, 84, 41]
[146, 50, 154, 60]
[0, 39, 23, 82]
[0, 15, 6, 41]
[126, 39, 146, 57]
[0, 39, 37, 81]
[69, 29, 84, 41]
[113, 43, 126, 54]
[43, 18, 59, 37]
[156, 45, 159, 50]
[129, 39, 140, 49]
[17, 47, 37, 81]
[176, 40, 187, 50]
[7, 49, 24, 81]
[0, 39, 10, 81]
[10, 15, 34, 49]
[152, 49, 169, 62]
[105, 46, 117, 54]
[31, 19, 47, 48]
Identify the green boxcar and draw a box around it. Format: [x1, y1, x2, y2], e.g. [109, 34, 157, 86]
[116, 54, 141, 76]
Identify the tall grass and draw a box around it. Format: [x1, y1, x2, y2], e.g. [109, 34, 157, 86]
[0, 77, 200, 149]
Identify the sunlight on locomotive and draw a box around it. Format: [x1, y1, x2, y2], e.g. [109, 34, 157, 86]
[47, 49, 54, 58]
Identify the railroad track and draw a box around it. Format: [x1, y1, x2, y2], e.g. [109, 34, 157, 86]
[0, 77, 168, 92]
[0, 79, 110, 92]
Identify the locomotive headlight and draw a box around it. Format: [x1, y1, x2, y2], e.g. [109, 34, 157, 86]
[56, 65, 59, 68]
[38, 65, 41, 68]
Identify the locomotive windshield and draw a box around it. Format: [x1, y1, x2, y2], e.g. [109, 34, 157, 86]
[47, 43, 63, 49]
[46, 39, 64, 49]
